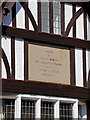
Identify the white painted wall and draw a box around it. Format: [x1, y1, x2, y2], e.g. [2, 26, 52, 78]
[15, 38, 24, 80]
[75, 7, 85, 87]
[75, 48, 83, 87]
[87, 16, 90, 41]
[1, 36, 11, 78]
[65, 4, 72, 37]
[76, 7, 84, 40]
[87, 17, 90, 85]
[16, 2, 25, 29]
[1, 59, 7, 78]
[28, 0, 38, 30]
[86, 50, 90, 83]
[15, 2, 25, 80]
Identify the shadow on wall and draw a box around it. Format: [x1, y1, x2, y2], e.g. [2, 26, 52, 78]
[88, 70, 90, 88]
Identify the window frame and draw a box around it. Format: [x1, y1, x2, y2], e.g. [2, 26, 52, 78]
[0, 95, 87, 119]
[0, 99, 15, 119]
[38, 1, 64, 34]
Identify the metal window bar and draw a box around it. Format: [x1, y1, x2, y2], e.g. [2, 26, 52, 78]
[0, 99, 15, 119]
[41, 101, 54, 119]
[60, 103, 73, 120]
[5, 99, 15, 119]
[21, 100, 35, 120]
[53, 2, 61, 35]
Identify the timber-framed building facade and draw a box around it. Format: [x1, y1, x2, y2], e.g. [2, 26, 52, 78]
[0, 1, 90, 119]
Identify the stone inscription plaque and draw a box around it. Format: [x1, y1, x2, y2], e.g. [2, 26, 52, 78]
[28, 43, 70, 85]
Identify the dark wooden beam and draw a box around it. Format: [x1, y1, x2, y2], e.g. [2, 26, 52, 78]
[87, 101, 90, 120]
[83, 12, 87, 87]
[82, 2, 90, 19]
[72, 4, 76, 37]
[11, 3, 16, 79]
[1, 78, 90, 101]
[2, 48, 11, 78]
[83, 49, 87, 87]
[88, 70, 90, 88]
[83, 12, 87, 40]
[70, 48, 76, 86]
[70, 5, 76, 86]
[24, 2, 29, 81]
[49, 2, 53, 33]
[20, 2, 39, 31]
[38, 2, 41, 31]
[2, 25, 90, 50]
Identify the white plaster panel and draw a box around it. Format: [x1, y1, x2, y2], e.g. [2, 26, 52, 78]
[1, 59, 7, 78]
[76, 7, 84, 40]
[16, 2, 25, 29]
[65, 4, 72, 37]
[87, 16, 90, 41]
[88, 51, 90, 76]
[1, 36, 11, 78]
[15, 38, 24, 80]
[28, 0, 37, 31]
[86, 16, 90, 84]
[3, 10, 12, 27]
[86, 50, 90, 82]
[75, 48, 83, 87]
[86, 50, 88, 82]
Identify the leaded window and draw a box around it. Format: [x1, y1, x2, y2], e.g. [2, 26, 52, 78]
[53, 1, 61, 34]
[41, 101, 54, 119]
[41, 2, 49, 33]
[41, 1, 61, 34]
[21, 100, 35, 119]
[0, 99, 15, 119]
[60, 103, 73, 120]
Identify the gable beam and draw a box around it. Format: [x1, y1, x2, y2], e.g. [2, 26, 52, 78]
[2, 78, 90, 101]
[2, 25, 90, 50]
